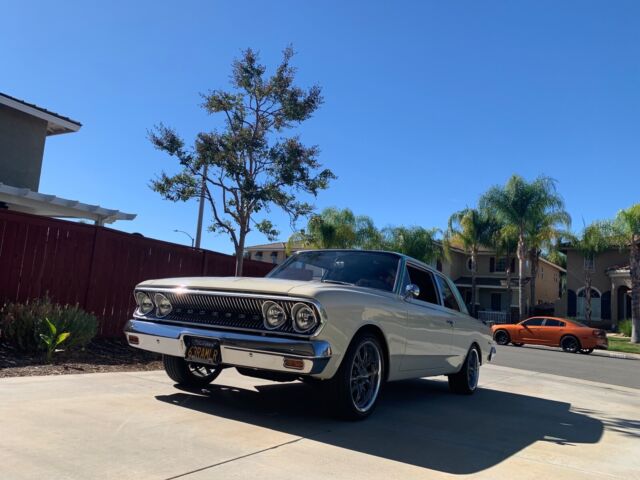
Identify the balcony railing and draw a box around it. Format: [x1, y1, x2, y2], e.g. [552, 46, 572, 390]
[478, 310, 511, 325]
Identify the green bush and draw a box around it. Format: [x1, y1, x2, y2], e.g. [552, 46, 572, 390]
[618, 319, 632, 337]
[0, 297, 98, 353]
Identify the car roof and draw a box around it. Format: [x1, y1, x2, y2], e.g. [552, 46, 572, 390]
[293, 249, 440, 275]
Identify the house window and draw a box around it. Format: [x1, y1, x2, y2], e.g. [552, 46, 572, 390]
[584, 255, 595, 272]
[436, 259, 443, 272]
[466, 258, 474, 272]
[495, 257, 507, 272]
[254, 251, 263, 261]
[577, 288, 601, 320]
[270, 252, 278, 264]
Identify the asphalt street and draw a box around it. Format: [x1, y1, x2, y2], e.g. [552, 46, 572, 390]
[492, 344, 640, 389]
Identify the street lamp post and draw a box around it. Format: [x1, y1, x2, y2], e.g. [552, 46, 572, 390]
[173, 229, 194, 248]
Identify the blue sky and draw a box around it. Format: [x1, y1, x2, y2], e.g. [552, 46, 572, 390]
[2, 1, 639, 253]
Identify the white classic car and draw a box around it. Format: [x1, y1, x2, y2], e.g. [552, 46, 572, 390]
[125, 249, 496, 419]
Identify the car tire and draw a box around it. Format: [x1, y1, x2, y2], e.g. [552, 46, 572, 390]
[329, 332, 385, 420]
[560, 335, 581, 354]
[448, 346, 481, 395]
[162, 354, 222, 388]
[579, 348, 594, 355]
[494, 330, 510, 345]
[512, 342, 524, 347]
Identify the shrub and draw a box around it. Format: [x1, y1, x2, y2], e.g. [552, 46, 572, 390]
[618, 319, 632, 337]
[0, 297, 98, 354]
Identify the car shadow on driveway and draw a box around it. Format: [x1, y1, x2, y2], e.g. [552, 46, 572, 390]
[156, 378, 603, 475]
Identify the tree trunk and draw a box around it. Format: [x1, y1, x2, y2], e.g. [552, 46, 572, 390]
[234, 234, 246, 277]
[505, 252, 513, 322]
[630, 237, 640, 343]
[584, 270, 592, 323]
[529, 248, 538, 315]
[471, 250, 477, 317]
[517, 234, 526, 320]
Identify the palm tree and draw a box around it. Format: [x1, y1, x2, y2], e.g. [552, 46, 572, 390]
[447, 208, 498, 316]
[571, 222, 612, 323]
[608, 204, 640, 343]
[525, 209, 571, 312]
[480, 175, 569, 320]
[492, 224, 519, 321]
[381, 226, 444, 265]
[287, 207, 381, 252]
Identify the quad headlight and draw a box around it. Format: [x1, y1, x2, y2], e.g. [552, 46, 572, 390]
[154, 293, 173, 318]
[291, 303, 318, 333]
[262, 301, 287, 329]
[135, 291, 154, 315]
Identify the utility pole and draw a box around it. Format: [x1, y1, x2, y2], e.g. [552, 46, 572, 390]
[195, 164, 208, 249]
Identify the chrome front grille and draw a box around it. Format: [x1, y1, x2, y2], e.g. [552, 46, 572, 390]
[136, 290, 317, 335]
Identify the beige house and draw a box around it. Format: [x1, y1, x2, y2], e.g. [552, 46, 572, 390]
[439, 247, 565, 322]
[555, 247, 631, 329]
[244, 242, 303, 265]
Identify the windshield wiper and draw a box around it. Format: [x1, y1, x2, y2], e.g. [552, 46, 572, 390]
[321, 279, 354, 286]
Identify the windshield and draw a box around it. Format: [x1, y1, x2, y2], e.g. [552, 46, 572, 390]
[268, 250, 401, 293]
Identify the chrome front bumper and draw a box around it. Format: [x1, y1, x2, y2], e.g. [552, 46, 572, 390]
[124, 320, 332, 375]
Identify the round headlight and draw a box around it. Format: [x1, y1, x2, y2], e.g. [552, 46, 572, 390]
[292, 303, 318, 333]
[135, 291, 154, 315]
[154, 293, 172, 318]
[262, 301, 287, 329]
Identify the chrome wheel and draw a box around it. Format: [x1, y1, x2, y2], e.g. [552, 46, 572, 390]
[349, 340, 382, 413]
[466, 349, 479, 391]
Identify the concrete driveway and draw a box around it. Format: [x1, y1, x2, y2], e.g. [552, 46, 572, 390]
[1, 365, 638, 480]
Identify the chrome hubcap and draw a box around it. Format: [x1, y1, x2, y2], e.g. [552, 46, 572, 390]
[350, 341, 382, 412]
[467, 349, 479, 390]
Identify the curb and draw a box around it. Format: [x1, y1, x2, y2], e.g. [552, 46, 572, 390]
[502, 343, 640, 361]
[589, 349, 640, 361]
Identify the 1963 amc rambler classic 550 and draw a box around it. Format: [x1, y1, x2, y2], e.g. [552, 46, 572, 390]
[125, 249, 496, 419]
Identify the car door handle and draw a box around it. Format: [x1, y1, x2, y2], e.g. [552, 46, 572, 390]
[446, 319, 454, 326]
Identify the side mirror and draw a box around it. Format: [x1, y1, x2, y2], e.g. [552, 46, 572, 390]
[404, 283, 420, 299]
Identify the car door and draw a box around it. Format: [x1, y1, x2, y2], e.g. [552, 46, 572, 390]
[542, 318, 566, 346]
[516, 318, 546, 344]
[433, 274, 474, 368]
[400, 263, 453, 372]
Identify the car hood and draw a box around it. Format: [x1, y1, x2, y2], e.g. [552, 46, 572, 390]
[137, 276, 316, 295]
[136, 276, 390, 299]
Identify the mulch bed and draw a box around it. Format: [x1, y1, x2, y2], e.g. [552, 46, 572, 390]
[0, 338, 162, 378]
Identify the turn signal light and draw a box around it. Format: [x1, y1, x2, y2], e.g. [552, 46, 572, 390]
[283, 358, 305, 370]
[128, 335, 139, 345]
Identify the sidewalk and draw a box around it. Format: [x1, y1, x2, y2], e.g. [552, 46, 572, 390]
[519, 343, 640, 361]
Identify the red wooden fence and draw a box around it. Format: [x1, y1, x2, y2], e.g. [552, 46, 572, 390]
[0, 209, 274, 337]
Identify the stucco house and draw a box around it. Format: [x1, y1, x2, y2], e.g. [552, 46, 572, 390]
[555, 246, 631, 329]
[0, 92, 134, 225]
[438, 246, 565, 322]
[244, 241, 304, 265]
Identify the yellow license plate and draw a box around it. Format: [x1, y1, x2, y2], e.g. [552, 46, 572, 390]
[185, 339, 221, 365]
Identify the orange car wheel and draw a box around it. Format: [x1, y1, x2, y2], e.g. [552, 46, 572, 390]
[494, 330, 510, 345]
[560, 335, 581, 353]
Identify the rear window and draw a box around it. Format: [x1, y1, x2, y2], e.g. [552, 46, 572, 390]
[544, 319, 566, 327]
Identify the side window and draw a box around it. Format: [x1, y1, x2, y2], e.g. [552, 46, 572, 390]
[544, 319, 565, 327]
[435, 275, 461, 312]
[523, 318, 544, 327]
[406, 266, 440, 305]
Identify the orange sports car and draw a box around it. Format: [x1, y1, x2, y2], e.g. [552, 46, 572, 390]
[491, 316, 608, 354]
